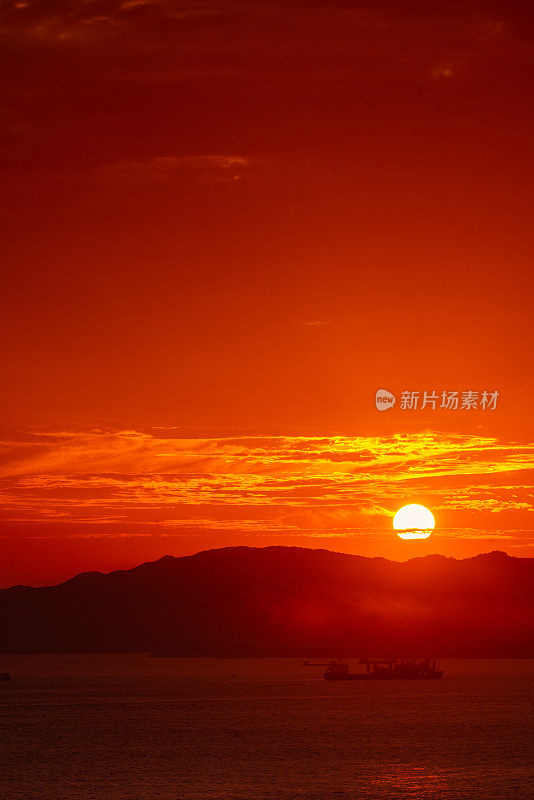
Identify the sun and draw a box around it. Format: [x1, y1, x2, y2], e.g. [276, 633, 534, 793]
[393, 504, 435, 539]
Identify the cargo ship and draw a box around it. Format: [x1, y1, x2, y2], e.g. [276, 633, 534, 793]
[324, 657, 444, 680]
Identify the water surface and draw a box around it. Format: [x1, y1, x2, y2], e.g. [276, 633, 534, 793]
[1, 656, 532, 799]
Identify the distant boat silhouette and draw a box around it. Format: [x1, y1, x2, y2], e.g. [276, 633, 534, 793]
[324, 658, 444, 680]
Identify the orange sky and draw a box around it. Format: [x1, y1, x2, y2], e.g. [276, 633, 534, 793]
[1, 0, 533, 586]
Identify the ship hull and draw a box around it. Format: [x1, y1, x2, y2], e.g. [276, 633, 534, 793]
[325, 672, 444, 681]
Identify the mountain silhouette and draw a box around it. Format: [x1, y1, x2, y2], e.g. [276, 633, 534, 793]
[1, 546, 533, 656]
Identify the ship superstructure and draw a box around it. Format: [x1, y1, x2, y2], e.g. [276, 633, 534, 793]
[324, 657, 444, 680]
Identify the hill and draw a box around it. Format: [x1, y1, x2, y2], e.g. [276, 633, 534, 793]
[1, 546, 533, 656]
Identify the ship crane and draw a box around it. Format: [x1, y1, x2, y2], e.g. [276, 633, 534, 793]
[358, 658, 398, 675]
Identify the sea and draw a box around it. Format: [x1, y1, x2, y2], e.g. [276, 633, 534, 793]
[1, 656, 532, 800]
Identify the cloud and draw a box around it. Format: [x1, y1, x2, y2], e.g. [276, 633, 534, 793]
[431, 65, 455, 79]
[0, 0, 245, 43]
[0, 427, 533, 545]
[89, 155, 253, 185]
[118, 0, 158, 10]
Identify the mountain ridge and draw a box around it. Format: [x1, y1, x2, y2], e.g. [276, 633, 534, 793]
[1, 546, 532, 656]
[5, 546, 526, 592]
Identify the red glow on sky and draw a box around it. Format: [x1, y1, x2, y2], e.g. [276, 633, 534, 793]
[1, 0, 533, 585]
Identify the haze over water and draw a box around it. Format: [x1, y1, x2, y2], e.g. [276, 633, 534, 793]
[1, 656, 532, 799]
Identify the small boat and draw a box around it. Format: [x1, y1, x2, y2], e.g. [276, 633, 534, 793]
[0, 672, 11, 681]
[324, 658, 444, 680]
